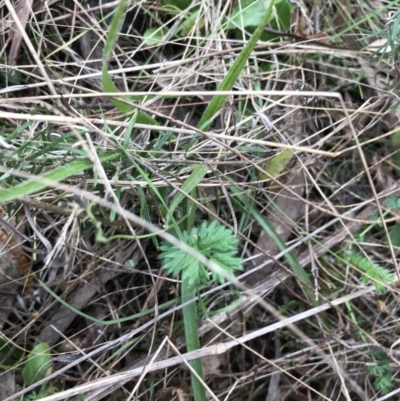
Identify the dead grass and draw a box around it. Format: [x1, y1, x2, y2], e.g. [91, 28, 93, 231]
[1, 0, 400, 400]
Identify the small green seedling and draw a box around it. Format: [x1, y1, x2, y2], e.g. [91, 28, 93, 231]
[159, 220, 243, 401]
[21, 342, 52, 400]
[22, 342, 52, 386]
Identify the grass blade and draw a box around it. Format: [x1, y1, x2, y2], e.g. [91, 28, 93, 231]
[197, 0, 276, 130]
[0, 151, 120, 203]
[101, 0, 159, 125]
[230, 184, 320, 306]
[169, 164, 209, 217]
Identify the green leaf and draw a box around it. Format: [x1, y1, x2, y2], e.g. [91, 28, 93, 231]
[369, 359, 391, 376]
[273, 0, 292, 30]
[168, 164, 208, 217]
[0, 151, 120, 203]
[391, 126, 400, 166]
[23, 388, 48, 400]
[235, 145, 265, 153]
[178, 9, 205, 36]
[122, 113, 138, 149]
[144, 27, 166, 46]
[100, 1, 127, 111]
[197, 0, 276, 131]
[160, 232, 208, 286]
[138, 186, 158, 249]
[22, 343, 52, 386]
[374, 374, 393, 395]
[159, 221, 243, 287]
[0, 69, 21, 85]
[246, 0, 294, 41]
[102, 71, 132, 114]
[389, 224, 400, 247]
[384, 196, 400, 209]
[227, 0, 277, 29]
[263, 148, 294, 178]
[102, 0, 126, 66]
[342, 252, 394, 292]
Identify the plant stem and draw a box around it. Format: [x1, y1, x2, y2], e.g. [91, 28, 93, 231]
[181, 275, 207, 401]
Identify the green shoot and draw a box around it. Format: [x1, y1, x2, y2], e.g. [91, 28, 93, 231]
[368, 351, 393, 395]
[197, 0, 276, 131]
[159, 221, 243, 401]
[342, 252, 394, 292]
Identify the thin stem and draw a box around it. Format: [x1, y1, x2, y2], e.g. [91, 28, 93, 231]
[181, 275, 207, 401]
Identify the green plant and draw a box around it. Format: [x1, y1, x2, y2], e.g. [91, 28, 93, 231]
[159, 220, 243, 401]
[19, 342, 53, 400]
[341, 251, 394, 292]
[22, 389, 48, 401]
[368, 351, 393, 395]
[22, 343, 52, 386]
[196, 0, 277, 131]
[0, 338, 52, 400]
[0, 150, 122, 203]
[339, 195, 400, 292]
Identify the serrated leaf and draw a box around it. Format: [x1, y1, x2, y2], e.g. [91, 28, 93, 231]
[369, 360, 391, 376]
[159, 221, 243, 286]
[384, 196, 400, 209]
[197, 223, 239, 254]
[22, 343, 52, 386]
[374, 374, 393, 395]
[343, 252, 394, 292]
